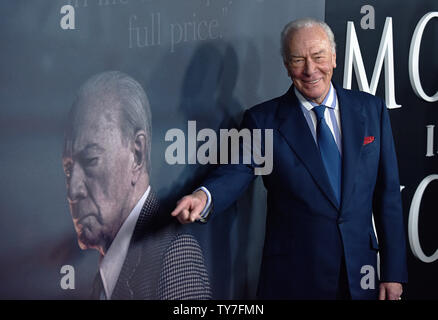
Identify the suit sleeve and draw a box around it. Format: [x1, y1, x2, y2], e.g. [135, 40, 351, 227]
[158, 234, 212, 300]
[372, 98, 408, 283]
[202, 110, 261, 215]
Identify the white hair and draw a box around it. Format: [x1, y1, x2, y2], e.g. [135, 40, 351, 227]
[281, 18, 336, 62]
[71, 71, 152, 174]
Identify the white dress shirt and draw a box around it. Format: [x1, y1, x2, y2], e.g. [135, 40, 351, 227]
[295, 83, 343, 153]
[99, 186, 151, 299]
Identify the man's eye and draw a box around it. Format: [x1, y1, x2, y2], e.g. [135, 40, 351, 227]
[85, 158, 98, 166]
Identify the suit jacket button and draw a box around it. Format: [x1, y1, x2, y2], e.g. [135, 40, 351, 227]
[337, 218, 345, 224]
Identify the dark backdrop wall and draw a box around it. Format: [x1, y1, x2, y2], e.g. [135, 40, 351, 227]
[326, 0, 438, 299]
[0, 0, 436, 300]
[0, 0, 324, 299]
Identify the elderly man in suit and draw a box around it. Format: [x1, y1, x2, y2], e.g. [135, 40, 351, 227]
[62, 71, 211, 299]
[171, 18, 408, 300]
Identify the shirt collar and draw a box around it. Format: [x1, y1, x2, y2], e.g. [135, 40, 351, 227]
[99, 186, 151, 299]
[294, 82, 337, 111]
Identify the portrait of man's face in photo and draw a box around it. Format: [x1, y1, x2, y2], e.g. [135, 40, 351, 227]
[62, 71, 151, 256]
[61, 72, 211, 301]
[63, 105, 132, 252]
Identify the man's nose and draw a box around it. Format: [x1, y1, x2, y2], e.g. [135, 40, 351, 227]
[304, 58, 316, 76]
[67, 164, 87, 203]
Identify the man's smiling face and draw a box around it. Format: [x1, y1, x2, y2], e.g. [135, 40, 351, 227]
[284, 25, 336, 104]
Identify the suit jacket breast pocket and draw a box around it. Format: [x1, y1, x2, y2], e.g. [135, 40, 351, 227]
[361, 141, 378, 156]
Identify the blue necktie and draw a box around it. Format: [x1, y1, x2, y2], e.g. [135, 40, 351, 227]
[313, 105, 341, 205]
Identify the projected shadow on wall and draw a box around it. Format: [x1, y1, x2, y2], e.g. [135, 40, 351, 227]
[159, 42, 266, 299]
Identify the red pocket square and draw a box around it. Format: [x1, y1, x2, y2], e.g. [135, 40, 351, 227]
[363, 136, 375, 145]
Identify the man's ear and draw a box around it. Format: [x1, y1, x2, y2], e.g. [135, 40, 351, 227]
[131, 130, 147, 185]
[332, 51, 337, 69]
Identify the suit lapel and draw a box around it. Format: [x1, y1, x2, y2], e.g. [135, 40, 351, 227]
[335, 84, 366, 212]
[111, 190, 160, 299]
[90, 271, 104, 300]
[277, 86, 339, 210]
[111, 240, 142, 299]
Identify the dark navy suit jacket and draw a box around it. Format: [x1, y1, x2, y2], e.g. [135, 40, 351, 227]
[203, 84, 408, 299]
